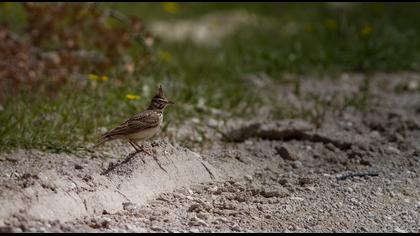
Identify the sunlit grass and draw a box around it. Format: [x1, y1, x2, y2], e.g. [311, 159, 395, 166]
[1, 3, 420, 153]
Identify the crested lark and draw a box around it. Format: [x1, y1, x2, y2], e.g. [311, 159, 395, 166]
[95, 85, 173, 154]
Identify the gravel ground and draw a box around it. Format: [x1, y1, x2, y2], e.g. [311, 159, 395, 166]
[1, 73, 419, 233]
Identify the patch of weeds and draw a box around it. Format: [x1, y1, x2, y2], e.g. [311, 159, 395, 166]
[343, 83, 372, 113]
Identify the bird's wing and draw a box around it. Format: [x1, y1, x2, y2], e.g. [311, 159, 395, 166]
[102, 110, 160, 138]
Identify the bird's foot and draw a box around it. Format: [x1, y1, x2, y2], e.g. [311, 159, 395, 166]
[141, 148, 153, 156]
[129, 141, 153, 156]
[134, 143, 152, 156]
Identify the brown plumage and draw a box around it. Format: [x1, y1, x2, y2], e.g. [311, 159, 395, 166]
[94, 85, 173, 154]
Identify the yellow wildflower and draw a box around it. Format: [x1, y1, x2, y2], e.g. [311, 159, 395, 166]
[162, 2, 179, 14]
[159, 51, 173, 62]
[126, 94, 140, 100]
[325, 19, 337, 31]
[360, 25, 373, 36]
[101, 75, 109, 81]
[88, 74, 99, 81]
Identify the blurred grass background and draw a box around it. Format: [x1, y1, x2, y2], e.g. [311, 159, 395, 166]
[1, 2, 420, 153]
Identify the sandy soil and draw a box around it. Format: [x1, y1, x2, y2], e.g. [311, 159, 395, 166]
[0, 73, 419, 233]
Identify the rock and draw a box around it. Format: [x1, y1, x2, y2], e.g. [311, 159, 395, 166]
[5, 156, 19, 162]
[68, 182, 77, 190]
[276, 145, 298, 161]
[290, 197, 304, 201]
[216, 201, 237, 210]
[207, 118, 219, 127]
[394, 227, 407, 233]
[196, 212, 209, 220]
[188, 217, 208, 227]
[244, 140, 253, 146]
[261, 187, 289, 198]
[235, 194, 246, 203]
[389, 191, 397, 198]
[408, 80, 419, 91]
[190, 228, 200, 233]
[101, 218, 111, 229]
[27, 227, 37, 232]
[298, 176, 312, 186]
[387, 146, 400, 155]
[0, 226, 20, 233]
[74, 164, 83, 170]
[212, 217, 229, 224]
[124, 224, 134, 231]
[190, 118, 200, 124]
[277, 178, 288, 185]
[360, 159, 371, 166]
[208, 186, 219, 194]
[292, 161, 303, 169]
[305, 186, 316, 192]
[244, 175, 253, 182]
[122, 202, 139, 213]
[82, 175, 93, 182]
[200, 201, 213, 211]
[150, 226, 162, 232]
[231, 224, 241, 232]
[187, 203, 201, 212]
[325, 143, 337, 151]
[350, 198, 360, 207]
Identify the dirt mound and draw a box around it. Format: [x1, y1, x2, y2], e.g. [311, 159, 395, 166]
[0, 140, 224, 224]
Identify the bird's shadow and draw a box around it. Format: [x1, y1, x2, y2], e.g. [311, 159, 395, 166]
[100, 150, 168, 175]
[100, 151, 142, 176]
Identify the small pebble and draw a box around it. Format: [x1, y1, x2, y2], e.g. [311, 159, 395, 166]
[394, 227, 407, 233]
[190, 228, 200, 233]
[231, 224, 241, 232]
[387, 146, 400, 155]
[150, 226, 162, 232]
[244, 175, 253, 182]
[207, 118, 219, 127]
[292, 161, 303, 169]
[74, 164, 83, 170]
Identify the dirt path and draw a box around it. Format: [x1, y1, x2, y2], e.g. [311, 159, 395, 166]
[0, 73, 419, 233]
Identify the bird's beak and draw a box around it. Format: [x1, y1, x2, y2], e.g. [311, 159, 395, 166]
[167, 100, 175, 105]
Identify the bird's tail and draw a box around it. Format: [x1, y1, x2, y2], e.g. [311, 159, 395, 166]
[93, 134, 112, 149]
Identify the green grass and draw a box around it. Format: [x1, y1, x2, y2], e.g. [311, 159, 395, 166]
[1, 3, 420, 153]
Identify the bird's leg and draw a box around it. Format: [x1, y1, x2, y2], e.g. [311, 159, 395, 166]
[133, 142, 152, 155]
[128, 141, 141, 154]
[128, 141, 145, 164]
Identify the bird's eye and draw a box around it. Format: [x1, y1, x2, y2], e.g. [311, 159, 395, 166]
[157, 101, 165, 109]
